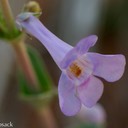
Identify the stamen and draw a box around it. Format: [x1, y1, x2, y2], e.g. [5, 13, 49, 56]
[66, 55, 93, 84]
[69, 62, 82, 77]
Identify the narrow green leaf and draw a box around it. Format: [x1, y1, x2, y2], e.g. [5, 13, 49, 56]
[18, 45, 54, 95]
[27, 46, 53, 92]
[18, 45, 57, 108]
[18, 69, 35, 95]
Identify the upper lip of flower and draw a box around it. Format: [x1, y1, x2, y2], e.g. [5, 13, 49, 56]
[16, 13, 126, 116]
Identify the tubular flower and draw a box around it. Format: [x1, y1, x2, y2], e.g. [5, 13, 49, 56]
[16, 13, 126, 116]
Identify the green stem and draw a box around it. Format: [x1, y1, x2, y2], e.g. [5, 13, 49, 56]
[0, 22, 7, 32]
[12, 38, 39, 91]
[0, 0, 39, 91]
[0, 0, 15, 30]
[38, 107, 58, 128]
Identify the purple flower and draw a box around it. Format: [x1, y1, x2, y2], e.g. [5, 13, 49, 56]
[77, 104, 106, 125]
[16, 13, 126, 116]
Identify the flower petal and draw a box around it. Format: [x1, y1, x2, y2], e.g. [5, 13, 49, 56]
[58, 73, 81, 116]
[75, 35, 98, 55]
[60, 48, 77, 69]
[60, 35, 98, 69]
[77, 76, 103, 107]
[87, 53, 126, 82]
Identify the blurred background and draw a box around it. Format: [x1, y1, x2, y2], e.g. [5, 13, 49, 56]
[0, 0, 128, 128]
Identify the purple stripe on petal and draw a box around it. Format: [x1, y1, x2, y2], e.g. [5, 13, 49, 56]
[75, 35, 98, 55]
[58, 73, 81, 116]
[87, 53, 126, 82]
[77, 75, 103, 108]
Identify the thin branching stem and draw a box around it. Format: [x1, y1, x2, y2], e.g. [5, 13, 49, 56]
[12, 39, 39, 90]
[0, 0, 15, 30]
[0, 0, 39, 90]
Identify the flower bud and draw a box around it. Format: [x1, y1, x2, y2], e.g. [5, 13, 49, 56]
[23, 1, 42, 15]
